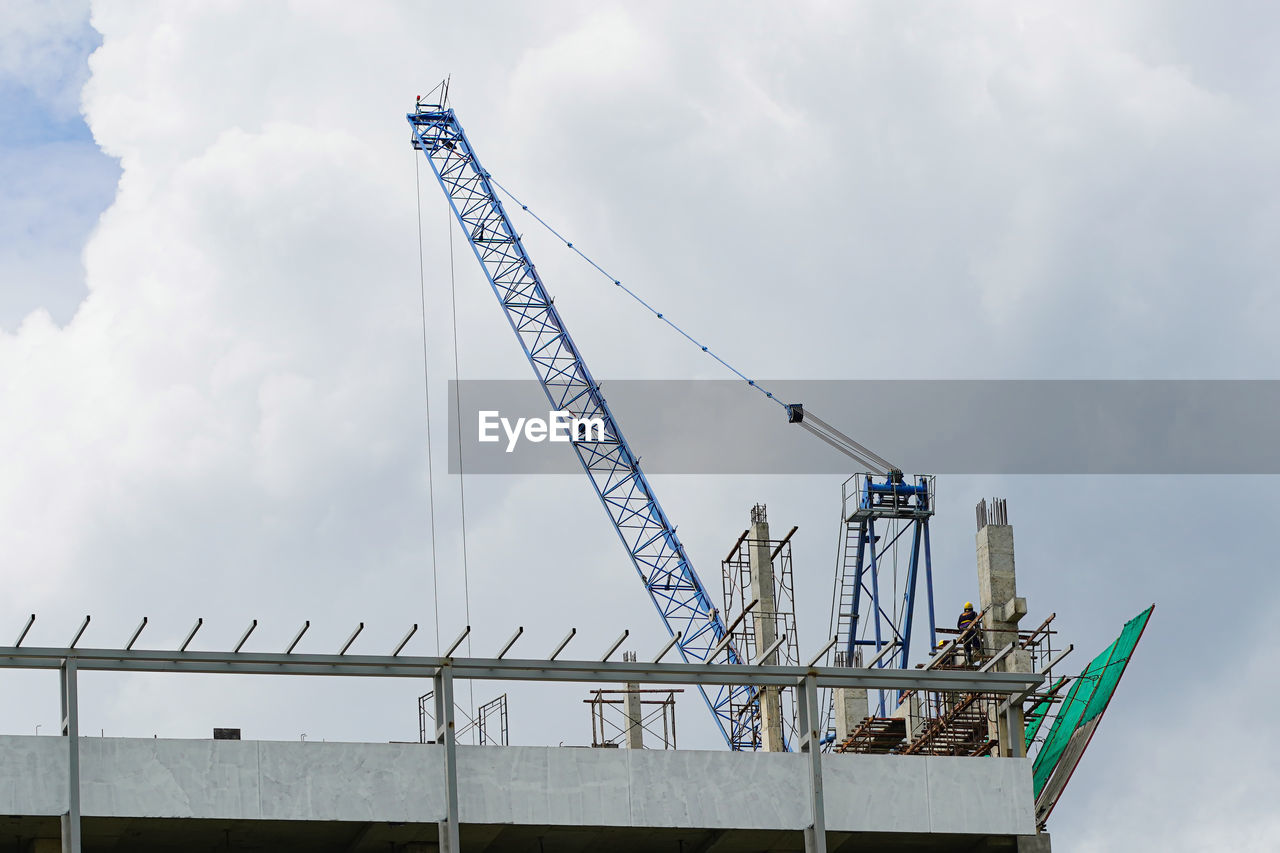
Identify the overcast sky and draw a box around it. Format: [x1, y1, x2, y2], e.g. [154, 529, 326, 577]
[2, 3, 1277, 850]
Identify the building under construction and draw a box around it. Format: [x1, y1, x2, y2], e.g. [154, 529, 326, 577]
[0, 90, 1153, 852]
[0, 494, 1151, 852]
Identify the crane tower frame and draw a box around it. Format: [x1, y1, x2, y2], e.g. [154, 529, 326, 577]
[407, 98, 758, 749]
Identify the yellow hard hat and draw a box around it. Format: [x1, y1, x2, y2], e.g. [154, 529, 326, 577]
[964, 601, 973, 609]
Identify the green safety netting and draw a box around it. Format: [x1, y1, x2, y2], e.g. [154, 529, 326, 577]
[1031, 605, 1154, 797]
[1024, 676, 1067, 751]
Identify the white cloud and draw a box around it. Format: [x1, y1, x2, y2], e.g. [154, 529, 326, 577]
[0, 1, 1278, 843]
[0, 1, 115, 329]
[0, 0, 94, 115]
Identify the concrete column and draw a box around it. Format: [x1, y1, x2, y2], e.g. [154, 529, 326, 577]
[1017, 832, 1053, 852]
[832, 651, 868, 743]
[623, 652, 644, 749]
[832, 686, 869, 743]
[976, 521, 1024, 652]
[748, 505, 785, 752]
[975, 501, 1030, 756]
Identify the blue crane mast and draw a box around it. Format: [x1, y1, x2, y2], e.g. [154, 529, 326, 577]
[783, 409, 939, 726]
[827, 471, 937, 727]
[406, 97, 760, 749]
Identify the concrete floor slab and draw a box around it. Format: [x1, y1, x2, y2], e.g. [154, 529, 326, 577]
[0, 735, 1037, 850]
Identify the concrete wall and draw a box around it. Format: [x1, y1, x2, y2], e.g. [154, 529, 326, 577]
[0, 735, 1034, 836]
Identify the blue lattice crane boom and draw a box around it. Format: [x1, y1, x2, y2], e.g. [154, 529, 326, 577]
[407, 97, 761, 749]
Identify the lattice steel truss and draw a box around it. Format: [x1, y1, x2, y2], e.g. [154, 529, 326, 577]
[407, 97, 754, 749]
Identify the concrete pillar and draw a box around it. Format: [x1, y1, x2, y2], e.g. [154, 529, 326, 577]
[832, 651, 868, 743]
[748, 505, 785, 752]
[1000, 648, 1033, 757]
[975, 500, 1031, 756]
[624, 684, 644, 749]
[623, 651, 644, 749]
[1016, 832, 1053, 852]
[832, 686, 869, 742]
[976, 521, 1024, 652]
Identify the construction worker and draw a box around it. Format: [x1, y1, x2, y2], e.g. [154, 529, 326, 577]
[957, 601, 982, 664]
[935, 638, 957, 667]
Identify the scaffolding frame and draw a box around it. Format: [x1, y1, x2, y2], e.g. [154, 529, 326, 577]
[835, 612, 1065, 760]
[721, 514, 802, 750]
[584, 688, 682, 749]
[421, 691, 510, 747]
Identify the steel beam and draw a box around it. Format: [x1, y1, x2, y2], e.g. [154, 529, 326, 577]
[179, 618, 202, 651]
[797, 673, 826, 853]
[14, 614, 34, 647]
[60, 660, 81, 853]
[548, 628, 576, 660]
[125, 617, 148, 650]
[0, 645, 1041, 694]
[391, 624, 418, 656]
[434, 664, 460, 853]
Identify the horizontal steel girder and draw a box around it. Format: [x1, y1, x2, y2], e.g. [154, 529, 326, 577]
[0, 645, 1040, 694]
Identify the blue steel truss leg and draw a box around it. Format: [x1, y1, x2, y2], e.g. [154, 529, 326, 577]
[408, 105, 756, 749]
[923, 520, 937, 651]
[899, 521, 923, 672]
[847, 521, 867, 664]
[867, 519, 886, 716]
[867, 519, 884, 656]
[896, 522, 923, 706]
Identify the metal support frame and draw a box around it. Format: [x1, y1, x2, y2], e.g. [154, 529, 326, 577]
[826, 473, 937, 730]
[60, 659, 81, 853]
[4, 623, 1039, 853]
[722, 519, 801, 751]
[0, 644, 1040, 693]
[585, 687, 682, 749]
[474, 694, 509, 746]
[434, 664, 459, 853]
[797, 674, 826, 853]
[1003, 702, 1025, 759]
[407, 100, 755, 749]
[423, 691, 511, 747]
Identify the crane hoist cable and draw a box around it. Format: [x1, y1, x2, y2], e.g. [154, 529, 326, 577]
[412, 151, 443, 655]
[489, 179, 900, 476]
[445, 182, 478, 735]
[416, 136, 480, 733]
